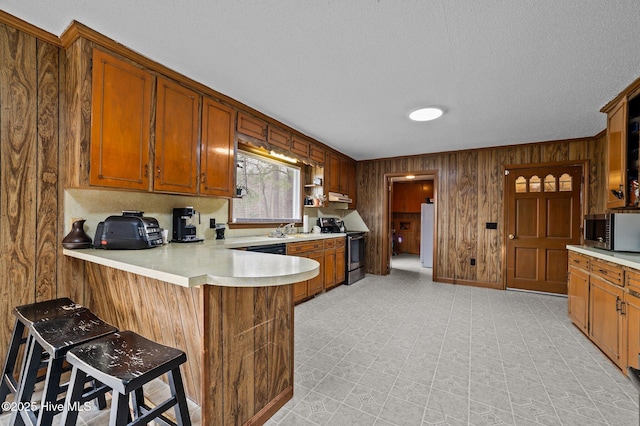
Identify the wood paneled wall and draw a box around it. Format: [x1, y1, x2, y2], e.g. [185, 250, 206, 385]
[358, 135, 607, 288]
[0, 23, 62, 357]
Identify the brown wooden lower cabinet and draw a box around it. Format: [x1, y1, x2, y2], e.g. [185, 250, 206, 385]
[568, 253, 589, 334]
[566, 250, 640, 374]
[589, 273, 625, 369]
[288, 237, 346, 303]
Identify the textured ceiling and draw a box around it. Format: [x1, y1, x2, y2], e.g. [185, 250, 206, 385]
[4, 0, 640, 160]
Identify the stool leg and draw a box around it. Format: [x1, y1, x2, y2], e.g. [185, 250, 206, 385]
[109, 392, 130, 426]
[10, 337, 43, 426]
[60, 366, 87, 426]
[0, 320, 25, 407]
[168, 368, 191, 426]
[37, 356, 65, 425]
[131, 386, 144, 419]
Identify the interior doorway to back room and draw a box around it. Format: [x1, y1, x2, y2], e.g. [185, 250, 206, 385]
[385, 172, 437, 275]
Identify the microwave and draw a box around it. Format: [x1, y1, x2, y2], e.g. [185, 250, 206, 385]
[584, 213, 640, 252]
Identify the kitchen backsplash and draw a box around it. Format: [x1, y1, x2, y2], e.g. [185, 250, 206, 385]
[65, 189, 368, 242]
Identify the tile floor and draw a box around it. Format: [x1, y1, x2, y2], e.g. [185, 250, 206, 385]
[1, 254, 638, 425]
[268, 254, 639, 426]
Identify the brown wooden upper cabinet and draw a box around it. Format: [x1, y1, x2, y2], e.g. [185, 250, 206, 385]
[237, 111, 267, 141]
[154, 77, 200, 194]
[309, 144, 325, 165]
[606, 99, 627, 209]
[90, 49, 153, 190]
[267, 126, 290, 150]
[326, 152, 357, 208]
[201, 97, 236, 197]
[291, 135, 310, 158]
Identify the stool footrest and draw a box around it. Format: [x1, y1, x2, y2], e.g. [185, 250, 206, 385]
[135, 398, 179, 426]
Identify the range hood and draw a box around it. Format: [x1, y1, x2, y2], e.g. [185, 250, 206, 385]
[328, 191, 352, 203]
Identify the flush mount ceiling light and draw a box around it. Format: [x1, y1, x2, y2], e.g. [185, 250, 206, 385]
[405, 175, 416, 179]
[409, 107, 444, 122]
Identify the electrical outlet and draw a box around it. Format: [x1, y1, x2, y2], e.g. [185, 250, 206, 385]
[470, 258, 476, 266]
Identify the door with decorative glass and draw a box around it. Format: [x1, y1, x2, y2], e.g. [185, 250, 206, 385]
[505, 164, 583, 294]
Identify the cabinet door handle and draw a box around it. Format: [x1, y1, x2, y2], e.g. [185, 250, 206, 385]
[616, 296, 622, 312]
[157, 166, 161, 178]
[622, 301, 627, 316]
[200, 173, 206, 184]
[598, 269, 608, 275]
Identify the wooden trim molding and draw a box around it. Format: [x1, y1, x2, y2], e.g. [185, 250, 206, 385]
[0, 10, 61, 45]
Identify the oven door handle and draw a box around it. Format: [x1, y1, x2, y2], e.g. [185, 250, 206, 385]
[349, 235, 365, 241]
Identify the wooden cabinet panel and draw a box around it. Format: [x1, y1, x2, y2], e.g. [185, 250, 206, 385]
[154, 77, 200, 194]
[293, 281, 308, 303]
[291, 135, 310, 158]
[90, 49, 152, 190]
[624, 292, 640, 370]
[268, 126, 290, 150]
[324, 248, 336, 289]
[589, 274, 625, 368]
[200, 97, 235, 197]
[307, 250, 324, 295]
[336, 244, 346, 285]
[405, 182, 423, 213]
[606, 99, 627, 209]
[326, 153, 341, 193]
[569, 252, 590, 271]
[287, 240, 323, 255]
[309, 145, 325, 164]
[237, 111, 267, 141]
[346, 159, 357, 209]
[568, 265, 589, 334]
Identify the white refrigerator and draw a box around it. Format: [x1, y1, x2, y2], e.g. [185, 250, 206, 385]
[420, 203, 434, 268]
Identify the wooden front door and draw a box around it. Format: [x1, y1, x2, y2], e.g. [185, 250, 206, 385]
[506, 164, 582, 294]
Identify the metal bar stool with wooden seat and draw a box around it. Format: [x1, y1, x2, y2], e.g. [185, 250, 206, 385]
[0, 297, 86, 409]
[10, 309, 117, 426]
[61, 330, 191, 426]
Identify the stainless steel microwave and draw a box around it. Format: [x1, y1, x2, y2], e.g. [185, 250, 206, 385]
[584, 213, 640, 252]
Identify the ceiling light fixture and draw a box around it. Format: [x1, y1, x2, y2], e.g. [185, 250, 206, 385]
[409, 107, 444, 122]
[405, 175, 416, 179]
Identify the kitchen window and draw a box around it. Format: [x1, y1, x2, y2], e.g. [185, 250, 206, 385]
[232, 150, 301, 224]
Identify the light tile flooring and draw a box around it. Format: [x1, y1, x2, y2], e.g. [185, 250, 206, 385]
[2, 254, 638, 425]
[268, 254, 639, 426]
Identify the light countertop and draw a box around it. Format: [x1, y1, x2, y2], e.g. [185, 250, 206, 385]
[63, 233, 350, 288]
[567, 245, 640, 269]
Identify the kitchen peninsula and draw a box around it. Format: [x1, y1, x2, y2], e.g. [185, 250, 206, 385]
[64, 239, 320, 425]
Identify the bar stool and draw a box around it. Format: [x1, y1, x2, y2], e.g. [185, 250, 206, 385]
[61, 331, 191, 426]
[0, 297, 86, 408]
[10, 309, 117, 426]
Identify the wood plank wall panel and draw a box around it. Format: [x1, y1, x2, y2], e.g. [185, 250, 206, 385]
[35, 40, 60, 302]
[0, 24, 38, 355]
[455, 151, 478, 282]
[201, 286, 223, 426]
[358, 137, 606, 289]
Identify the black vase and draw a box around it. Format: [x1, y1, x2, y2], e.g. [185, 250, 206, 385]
[62, 219, 92, 249]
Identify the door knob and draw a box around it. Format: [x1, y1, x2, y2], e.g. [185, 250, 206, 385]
[508, 234, 515, 240]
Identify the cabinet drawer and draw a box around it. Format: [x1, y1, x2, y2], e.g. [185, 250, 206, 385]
[568, 252, 590, 271]
[335, 237, 345, 248]
[591, 259, 624, 287]
[287, 240, 323, 255]
[626, 269, 640, 294]
[324, 239, 336, 249]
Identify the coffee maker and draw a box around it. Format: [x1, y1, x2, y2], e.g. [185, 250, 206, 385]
[172, 207, 203, 243]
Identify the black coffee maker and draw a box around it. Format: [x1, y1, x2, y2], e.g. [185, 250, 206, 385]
[172, 207, 203, 243]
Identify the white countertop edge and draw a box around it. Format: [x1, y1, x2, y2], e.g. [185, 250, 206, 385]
[567, 245, 640, 269]
[63, 246, 320, 288]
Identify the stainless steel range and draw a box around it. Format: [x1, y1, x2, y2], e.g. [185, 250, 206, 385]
[346, 231, 366, 284]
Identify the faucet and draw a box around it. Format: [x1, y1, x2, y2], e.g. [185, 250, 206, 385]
[273, 223, 296, 237]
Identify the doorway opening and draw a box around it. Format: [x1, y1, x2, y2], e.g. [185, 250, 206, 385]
[384, 172, 438, 276]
